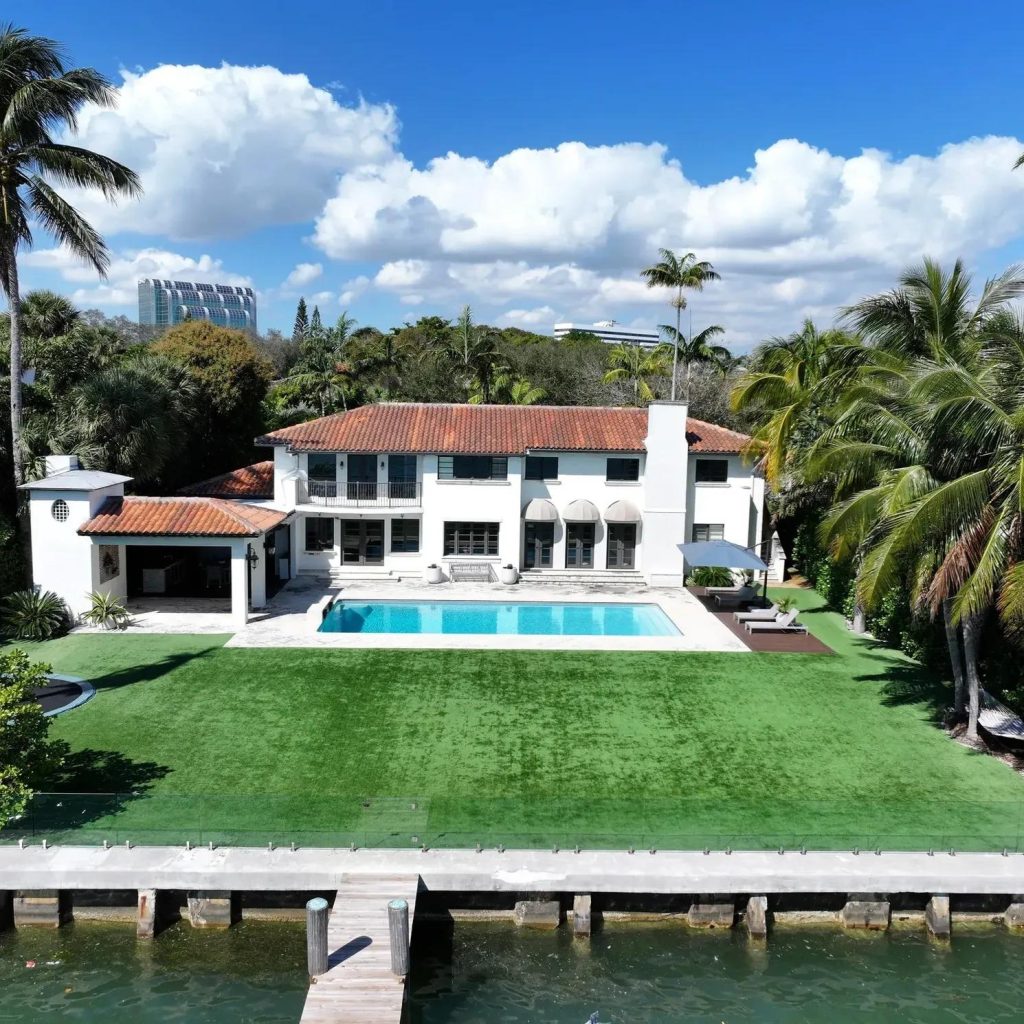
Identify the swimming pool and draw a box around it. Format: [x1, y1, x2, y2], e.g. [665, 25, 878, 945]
[318, 599, 681, 636]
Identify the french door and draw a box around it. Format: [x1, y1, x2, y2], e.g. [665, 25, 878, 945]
[347, 454, 378, 501]
[524, 522, 554, 569]
[607, 523, 636, 569]
[565, 523, 595, 569]
[342, 519, 384, 564]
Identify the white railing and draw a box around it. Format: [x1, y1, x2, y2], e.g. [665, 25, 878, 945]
[303, 480, 420, 507]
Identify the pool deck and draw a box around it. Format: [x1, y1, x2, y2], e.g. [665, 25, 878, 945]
[224, 577, 751, 652]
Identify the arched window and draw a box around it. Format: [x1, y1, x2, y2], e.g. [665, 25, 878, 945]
[51, 499, 70, 522]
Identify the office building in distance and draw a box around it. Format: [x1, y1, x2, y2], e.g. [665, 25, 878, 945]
[138, 278, 257, 335]
[553, 319, 660, 347]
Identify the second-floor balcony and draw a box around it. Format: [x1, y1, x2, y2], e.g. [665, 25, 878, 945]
[301, 480, 421, 508]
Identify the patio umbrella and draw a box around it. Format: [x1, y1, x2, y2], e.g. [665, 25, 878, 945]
[678, 540, 770, 599]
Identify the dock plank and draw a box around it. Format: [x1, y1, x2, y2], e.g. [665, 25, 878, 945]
[300, 872, 420, 1024]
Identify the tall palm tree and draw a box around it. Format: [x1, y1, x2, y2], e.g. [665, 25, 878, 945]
[602, 342, 671, 406]
[436, 306, 507, 402]
[658, 323, 731, 399]
[640, 249, 720, 401]
[0, 26, 141, 486]
[469, 372, 546, 406]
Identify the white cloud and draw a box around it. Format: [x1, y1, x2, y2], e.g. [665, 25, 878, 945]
[339, 275, 370, 306]
[22, 246, 251, 307]
[314, 135, 1024, 345]
[63, 63, 398, 240]
[501, 306, 558, 327]
[282, 262, 323, 289]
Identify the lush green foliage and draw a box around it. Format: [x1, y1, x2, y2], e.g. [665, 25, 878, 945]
[0, 649, 67, 827]
[687, 566, 735, 587]
[1, 589, 71, 641]
[82, 591, 130, 630]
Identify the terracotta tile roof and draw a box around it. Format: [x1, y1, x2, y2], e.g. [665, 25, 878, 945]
[257, 403, 750, 455]
[178, 461, 274, 499]
[79, 497, 287, 538]
[686, 418, 753, 454]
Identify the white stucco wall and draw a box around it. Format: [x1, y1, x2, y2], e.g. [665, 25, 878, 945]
[686, 454, 765, 550]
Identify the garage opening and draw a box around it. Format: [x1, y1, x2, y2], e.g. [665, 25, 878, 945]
[126, 546, 233, 599]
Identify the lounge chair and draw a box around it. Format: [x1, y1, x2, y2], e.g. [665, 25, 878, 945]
[713, 585, 758, 609]
[704, 581, 745, 595]
[734, 604, 779, 623]
[745, 610, 807, 635]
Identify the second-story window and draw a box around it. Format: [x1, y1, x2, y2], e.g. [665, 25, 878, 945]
[606, 457, 640, 482]
[525, 455, 559, 481]
[695, 458, 729, 484]
[438, 455, 508, 480]
[307, 454, 336, 480]
[388, 455, 417, 499]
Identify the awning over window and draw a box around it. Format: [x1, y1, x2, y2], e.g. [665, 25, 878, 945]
[563, 498, 600, 522]
[605, 499, 641, 523]
[522, 498, 558, 522]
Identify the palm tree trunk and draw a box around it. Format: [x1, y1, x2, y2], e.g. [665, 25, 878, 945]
[962, 611, 984, 742]
[670, 289, 681, 402]
[684, 358, 692, 402]
[943, 598, 966, 717]
[7, 254, 24, 487]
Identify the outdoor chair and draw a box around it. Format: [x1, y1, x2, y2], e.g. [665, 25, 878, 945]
[704, 581, 744, 595]
[745, 609, 807, 635]
[713, 585, 758, 609]
[734, 604, 779, 623]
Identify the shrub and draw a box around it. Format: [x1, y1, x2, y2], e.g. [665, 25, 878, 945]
[687, 566, 735, 588]
[1, 589, 72, 642]
[82, 591, 131, 630]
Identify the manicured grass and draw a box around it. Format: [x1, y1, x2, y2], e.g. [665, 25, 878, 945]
[6, 591, 1024, 850]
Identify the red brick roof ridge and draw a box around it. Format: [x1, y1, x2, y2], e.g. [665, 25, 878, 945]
[178, 461, 273, 498]
[79, 495, 286, 537]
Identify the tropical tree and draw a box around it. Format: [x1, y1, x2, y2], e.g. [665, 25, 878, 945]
[470, 372, 546, 406]
[292, 297, 309, 343]
[602, 342, 671, 406]
[640, 249, 720, 401]
[309, 305, 323, 338]
[658, 323, 731, 399]
[288, 343, 354, 415]
[0, 25, 141, 487]
[434, 306, 507, 402]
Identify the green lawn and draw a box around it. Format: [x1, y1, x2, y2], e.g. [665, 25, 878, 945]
[6, 588, 1024, 850]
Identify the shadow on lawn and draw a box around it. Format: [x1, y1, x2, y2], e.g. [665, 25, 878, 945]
[87, 646, 220, 691]
[48, 748, 171, 793]
[854, 653, 950, 720]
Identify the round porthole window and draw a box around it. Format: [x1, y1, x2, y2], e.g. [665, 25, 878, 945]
[51, 499, 70, 522]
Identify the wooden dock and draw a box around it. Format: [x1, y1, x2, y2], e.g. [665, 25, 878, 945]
[300, 872, 420, 1024]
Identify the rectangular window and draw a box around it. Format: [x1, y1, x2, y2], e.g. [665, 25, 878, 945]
[695, 459, 729, 483]
[606, 457, 640, 482]
[443, 521, 499, 557]
[388, 454, 417, 500]
[307, 454, 336, 481]
[99, 544, 120, 583]
[305, 517, 335, 551]
[390, 519, 420, 553]
[438, 455, 508, 480]
[525, 455, 559, 481]
[692, 523, 725, 542]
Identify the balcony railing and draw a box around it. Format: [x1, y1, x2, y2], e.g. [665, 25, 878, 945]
[302, 480, 421, 507]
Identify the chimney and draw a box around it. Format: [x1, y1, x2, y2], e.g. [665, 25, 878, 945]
[642, 401, 689, 586]
[44, 454, 81, 476]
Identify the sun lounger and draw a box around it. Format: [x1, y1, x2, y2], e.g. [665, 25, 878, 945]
[734, 604, 779, 623]
[713, 586, 758, 609]
[745, 610, 807, 634]
[704, 583, 744, 595]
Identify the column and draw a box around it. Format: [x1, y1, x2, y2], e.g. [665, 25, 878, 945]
[249, 537, 267, 610]
[229, 541, 249, 628]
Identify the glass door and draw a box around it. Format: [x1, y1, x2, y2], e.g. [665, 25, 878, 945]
[607, 523, 636, 569]
[342, 520, 385, 564]
[347, 454, 378, 501]
[524, 522, 554, 569]
[565, 523, 595, 568]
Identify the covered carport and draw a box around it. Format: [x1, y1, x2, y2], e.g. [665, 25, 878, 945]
[79, 496, 289, 627]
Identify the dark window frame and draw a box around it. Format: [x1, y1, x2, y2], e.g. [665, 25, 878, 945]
[307, 454, 337, 481]
[305, 517, 335, 551]
[525, 455, 559, 481]
[390, 519, 420, 553]
[692, 523, 725, 543]
[443, 521, 500, 557]
[695, 458, 729, 484]
[438, 455, 508, 480]
[606, 457, 640, 482]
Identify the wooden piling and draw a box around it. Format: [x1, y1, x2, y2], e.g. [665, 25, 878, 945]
[388, 898, 411, 976]
[573, 894, 592, 938]
[306, 897, 329, 979]
[925, 896, 951, 939]
[745, 895, 769, 938]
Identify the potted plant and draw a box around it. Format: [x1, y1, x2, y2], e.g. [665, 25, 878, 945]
[499, 563, 518, 585]
[424, 563, 444, 584]
[82, 591, 131, 630]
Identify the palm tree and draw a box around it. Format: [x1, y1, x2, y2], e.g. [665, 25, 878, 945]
[435, 306, 507, 402]
[640, 249, 720, 401]
[658, 323, 731, 399]
[0, 26, 141, 486]
[470, 372, 546, 406]
[602, 342, 671, 406]
[8, 289, 80, 340]
[288, 344, 353, 415]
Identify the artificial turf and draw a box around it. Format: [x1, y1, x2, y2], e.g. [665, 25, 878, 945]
[5, 588, 1023, 850]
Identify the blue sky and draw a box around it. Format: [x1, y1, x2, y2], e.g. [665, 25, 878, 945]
[13, 0, 1024, 346]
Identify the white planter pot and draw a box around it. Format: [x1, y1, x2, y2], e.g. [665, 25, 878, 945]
[424, 565, 444, 584]
[499, 566, 519, 585]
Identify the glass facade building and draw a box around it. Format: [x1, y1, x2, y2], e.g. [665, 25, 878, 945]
[138, 279, 257, 335]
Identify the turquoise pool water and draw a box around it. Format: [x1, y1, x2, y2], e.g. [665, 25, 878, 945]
[318, 599, 681, 636]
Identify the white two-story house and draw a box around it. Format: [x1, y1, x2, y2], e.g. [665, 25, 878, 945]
[21, 400, 764, 626]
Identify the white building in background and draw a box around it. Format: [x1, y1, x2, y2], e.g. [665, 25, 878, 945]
[553, 320, 661, 347]
[20, 402, 764, 626]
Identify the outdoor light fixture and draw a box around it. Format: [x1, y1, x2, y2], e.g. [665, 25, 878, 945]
[246, 545, 259, 569]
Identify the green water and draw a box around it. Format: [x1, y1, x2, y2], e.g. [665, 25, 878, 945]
[406, 921, 1024, 1023]
[0, 920, 307, 1022]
